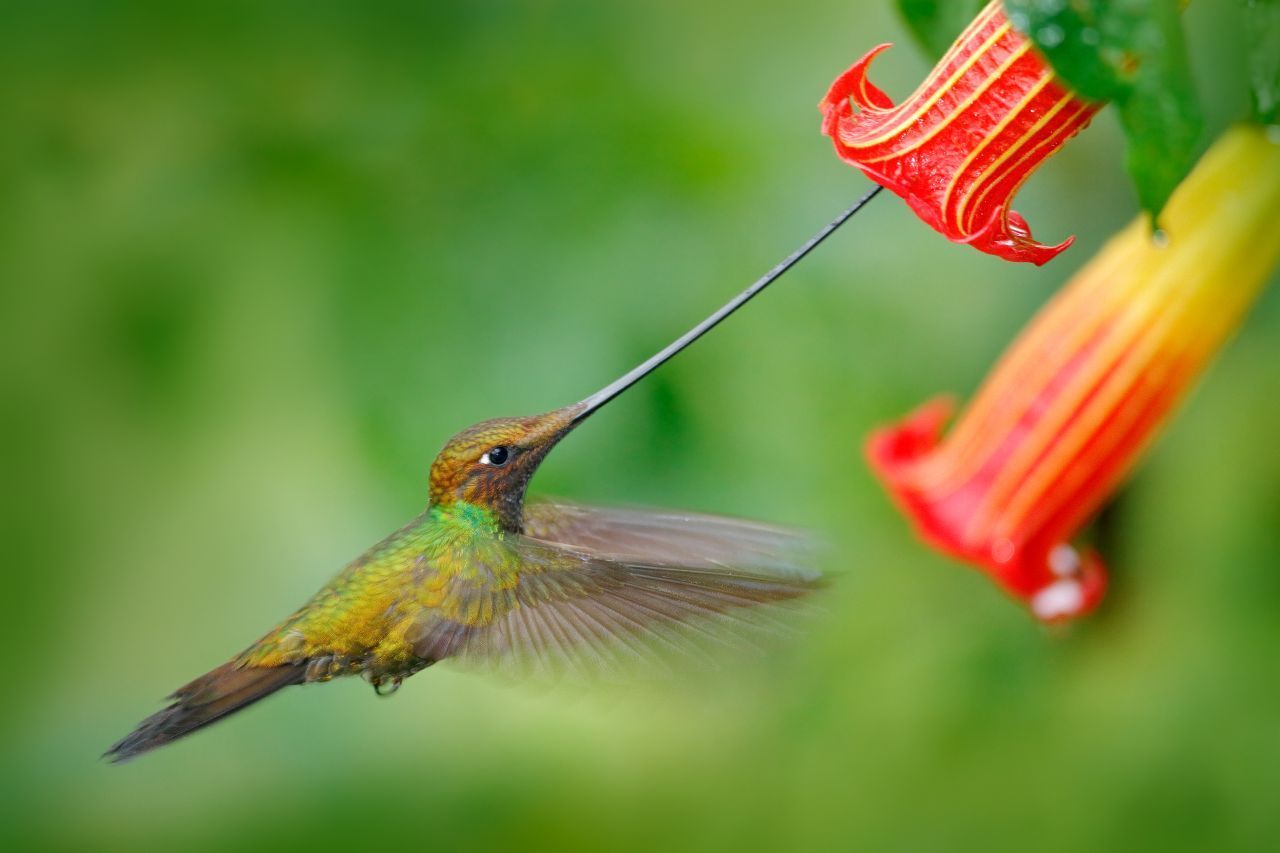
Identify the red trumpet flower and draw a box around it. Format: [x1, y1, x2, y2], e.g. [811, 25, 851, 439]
[867, 125, 1280, 621]
[820, 0, 1101, 265]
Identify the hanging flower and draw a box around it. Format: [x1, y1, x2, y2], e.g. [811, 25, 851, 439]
[819, 0, 1101, 265]
[867, 125, 1280, 621]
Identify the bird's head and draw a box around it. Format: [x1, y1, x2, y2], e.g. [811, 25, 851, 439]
[428, 403, 587, 531]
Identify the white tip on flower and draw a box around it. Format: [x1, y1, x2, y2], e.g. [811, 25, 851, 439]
[1031, 579, 1085, 621]
[1048, 544, 1081, 577]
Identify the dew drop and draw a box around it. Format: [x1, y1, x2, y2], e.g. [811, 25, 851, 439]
[1151, 228, 1170, 249]
[992, 538, 1016, 564]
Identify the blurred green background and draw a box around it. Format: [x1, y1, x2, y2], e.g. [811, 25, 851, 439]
[2, 1, 1277, 850]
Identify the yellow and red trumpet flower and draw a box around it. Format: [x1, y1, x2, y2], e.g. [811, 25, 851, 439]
[819, 0, 1101, 265]
[867, 125, 1280, 621]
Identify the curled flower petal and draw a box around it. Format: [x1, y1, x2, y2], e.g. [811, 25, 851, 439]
[868, 125, 1280, 621]
[820, 0, 1101, 265]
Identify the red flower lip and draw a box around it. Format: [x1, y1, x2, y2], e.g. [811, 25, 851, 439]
[820, 1, 1100, 265]
[868, 397, 1109, 621]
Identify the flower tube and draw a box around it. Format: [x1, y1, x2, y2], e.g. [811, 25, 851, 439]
[819, 0, 1101, 265]
[868, 125, 1280, 621]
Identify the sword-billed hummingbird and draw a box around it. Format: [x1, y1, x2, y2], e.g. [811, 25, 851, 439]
[106, 186, 883, 762]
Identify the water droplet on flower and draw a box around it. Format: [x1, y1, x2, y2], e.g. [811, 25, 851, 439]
[992, 538, 1016, 564]
[1151, 228, 1170, 248]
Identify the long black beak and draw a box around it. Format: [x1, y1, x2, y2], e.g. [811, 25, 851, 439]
[572, 183, 883, 424]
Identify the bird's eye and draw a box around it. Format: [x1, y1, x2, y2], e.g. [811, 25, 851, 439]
[480, 445, 510, 466]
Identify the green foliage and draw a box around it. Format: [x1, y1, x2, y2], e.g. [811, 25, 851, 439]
[894, 0, 988, 57]
[1245, 0, 1280, 124]
[1004, 0, 1203, 220]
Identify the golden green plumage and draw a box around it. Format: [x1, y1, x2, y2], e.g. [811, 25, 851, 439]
[241, 502, 516, 682]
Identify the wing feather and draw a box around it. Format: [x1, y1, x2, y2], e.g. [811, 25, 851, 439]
[521, 501, 817, 579]
[406, 512, 821, 681]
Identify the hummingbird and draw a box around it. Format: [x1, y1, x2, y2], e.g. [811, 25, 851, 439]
[105, 186, 883, 763]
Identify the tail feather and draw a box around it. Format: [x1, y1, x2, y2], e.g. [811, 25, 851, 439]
[105, 662, 305, 763]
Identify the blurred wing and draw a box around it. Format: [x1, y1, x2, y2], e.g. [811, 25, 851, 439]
[521, 500, 818, 579]
[406, 533, 821, 681]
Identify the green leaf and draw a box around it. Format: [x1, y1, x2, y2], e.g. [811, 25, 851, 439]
[1244, 0, 1280, 124]
[1003, 0, 1203, 220]
[894, 0, 989, 58]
